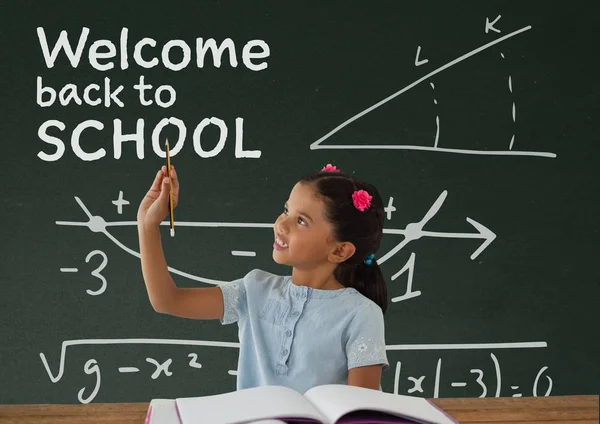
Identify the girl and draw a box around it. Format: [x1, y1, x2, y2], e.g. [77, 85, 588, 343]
[137, 164, 388, 393]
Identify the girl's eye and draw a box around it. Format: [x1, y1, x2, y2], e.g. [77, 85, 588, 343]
[282, 206, 307, 226]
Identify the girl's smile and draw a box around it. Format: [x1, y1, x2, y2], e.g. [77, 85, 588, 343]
[273, 236, 289, 250]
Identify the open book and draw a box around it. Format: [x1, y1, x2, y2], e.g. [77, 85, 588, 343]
[145, 384, 457, 424]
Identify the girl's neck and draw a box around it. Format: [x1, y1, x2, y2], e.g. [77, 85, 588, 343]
[291, 266, 344, 290]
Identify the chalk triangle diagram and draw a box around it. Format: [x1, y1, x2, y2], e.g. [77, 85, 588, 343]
[308, 26, 555, 159]
[310, 28, 534, 152]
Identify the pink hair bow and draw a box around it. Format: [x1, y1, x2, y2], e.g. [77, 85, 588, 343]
[352, 190, 372, 212]
[321, 163, 340, 172]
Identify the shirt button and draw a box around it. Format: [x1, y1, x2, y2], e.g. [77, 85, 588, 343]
[286, 330, 292, 337]
[282, 349, 288, 356]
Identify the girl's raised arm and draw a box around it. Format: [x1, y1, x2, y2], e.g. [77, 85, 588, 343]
[137, 167, 224, 320]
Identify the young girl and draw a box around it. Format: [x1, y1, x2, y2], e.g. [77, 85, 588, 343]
[137, 164, 388, 393]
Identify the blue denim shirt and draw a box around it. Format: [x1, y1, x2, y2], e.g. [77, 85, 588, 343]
[218, 269, 388, 394]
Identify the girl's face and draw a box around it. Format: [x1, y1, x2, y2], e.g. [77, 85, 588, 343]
[272, 182, 337, 269]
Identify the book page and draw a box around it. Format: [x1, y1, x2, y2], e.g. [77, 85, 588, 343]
[304, 385, 456, 424]
[175, 385, 326, 424]
[146, 399, 181, 424]
[248, 421, 288, 423]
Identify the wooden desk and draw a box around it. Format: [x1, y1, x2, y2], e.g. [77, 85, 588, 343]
[0, 395, 597, 424]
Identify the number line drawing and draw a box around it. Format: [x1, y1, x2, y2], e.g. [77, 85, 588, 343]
[56, 191, 495, 284]
[309, 25, 556, 159]
[39, 338, 547, 383]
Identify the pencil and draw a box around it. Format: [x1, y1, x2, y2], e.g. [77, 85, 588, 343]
[165, 139, 175, 237]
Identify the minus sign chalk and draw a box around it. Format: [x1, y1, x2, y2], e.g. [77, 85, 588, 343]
[451, 382, 467, 387]
[60, 268, 79, 272]
[231, 251, 256, 257]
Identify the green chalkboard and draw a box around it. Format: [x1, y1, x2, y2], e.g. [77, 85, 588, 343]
[1, 0, 598, 404]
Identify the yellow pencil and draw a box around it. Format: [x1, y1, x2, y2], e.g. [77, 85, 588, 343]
[165, 139, 175, 237]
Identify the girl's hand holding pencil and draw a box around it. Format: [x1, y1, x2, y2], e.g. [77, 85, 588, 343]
[137, 165, 179, 230]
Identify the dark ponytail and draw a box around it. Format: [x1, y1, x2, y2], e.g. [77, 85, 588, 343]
[335, 261, 388, 314]
[300, 169, 388, 314]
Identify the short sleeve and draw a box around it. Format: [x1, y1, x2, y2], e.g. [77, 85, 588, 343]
[345, 302, 388, 370]
[218, 274, 249, 325]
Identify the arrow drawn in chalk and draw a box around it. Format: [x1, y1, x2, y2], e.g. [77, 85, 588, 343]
[56, 193, 495, 285]
[377, 190, 496, 265]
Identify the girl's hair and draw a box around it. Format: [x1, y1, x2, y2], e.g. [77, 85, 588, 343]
[300, 169, 388, 313]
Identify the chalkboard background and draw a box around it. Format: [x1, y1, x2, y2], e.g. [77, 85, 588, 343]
[1, 0, 598, 404]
